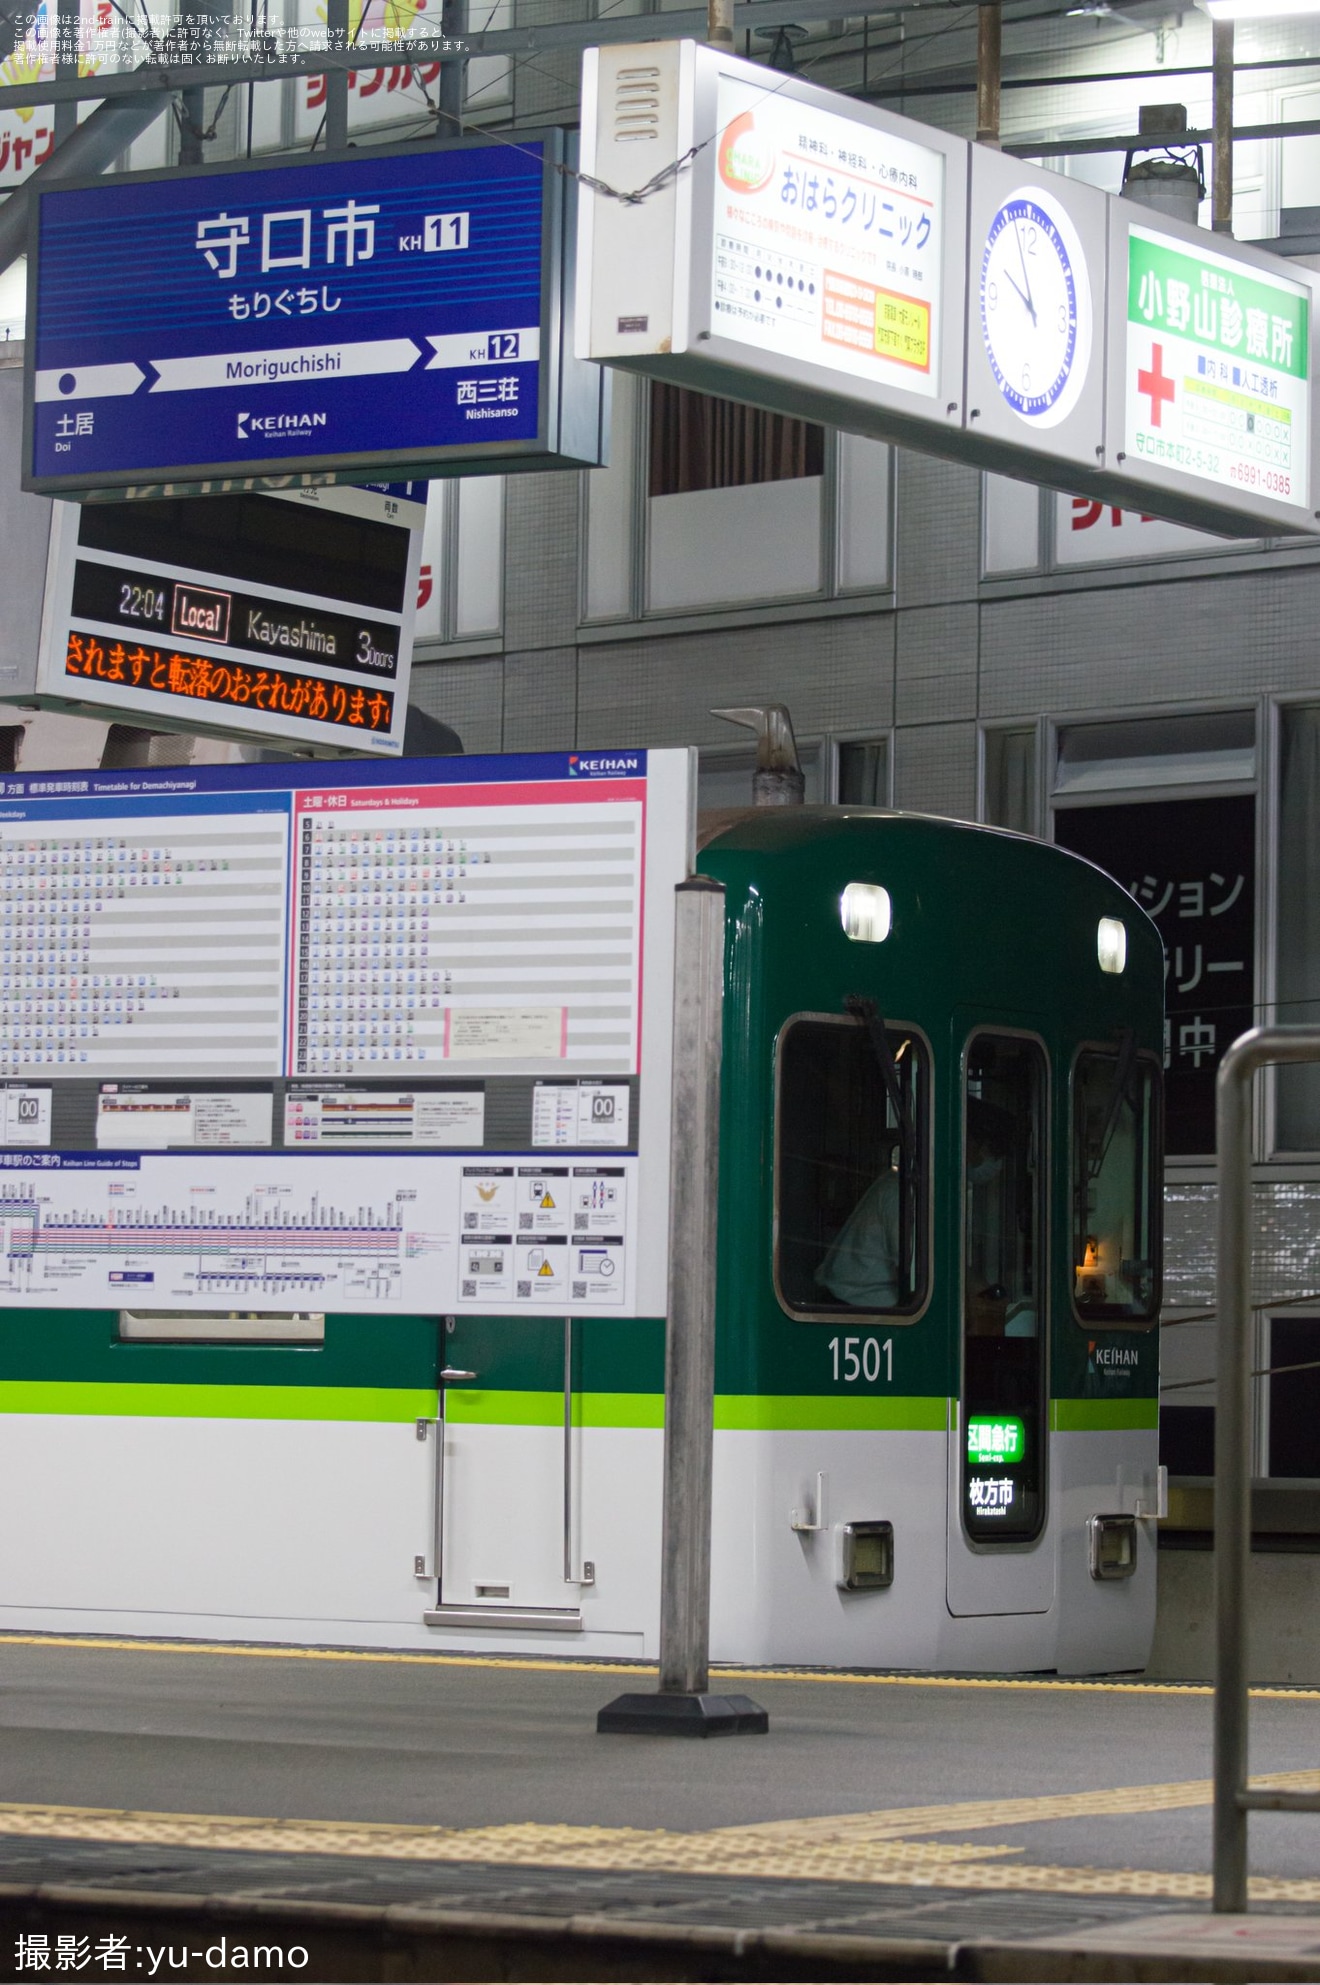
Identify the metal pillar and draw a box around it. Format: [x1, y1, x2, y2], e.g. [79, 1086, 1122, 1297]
[438, 0, 466, 136]
[54, 0, 79, 148]
[708, 0, 734, 51]
[324, 0, 349, 150]
[1213, 1027, 1320, 1913]
[0, 92, 176, 278]
[976, 2, 1001, 149]
[598, 878, 767, 1737]
[1212, 18, 1234, 235]
[177, 0, 233, 165]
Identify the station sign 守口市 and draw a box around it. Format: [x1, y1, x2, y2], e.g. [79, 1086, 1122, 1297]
[24, 133, 608, 498]
[577, 41, 1320, 538]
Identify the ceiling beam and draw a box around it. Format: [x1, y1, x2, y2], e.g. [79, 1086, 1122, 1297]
[0, 0, 897, 112]
[0, 81, 172, 277]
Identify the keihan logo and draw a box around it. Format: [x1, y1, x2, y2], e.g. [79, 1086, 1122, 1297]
[718, 111, 775, 194]
[569, 752, 641, 778]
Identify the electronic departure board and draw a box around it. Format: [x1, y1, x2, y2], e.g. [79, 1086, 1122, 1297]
[0, 749, 691, 1315]
[33, 480, 424, 756]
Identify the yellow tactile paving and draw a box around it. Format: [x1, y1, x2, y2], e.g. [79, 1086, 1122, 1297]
[3, 1770, 1320, 1904]
[2, 1630, 1320, 1699]
[716, 1769, 1320, 1843]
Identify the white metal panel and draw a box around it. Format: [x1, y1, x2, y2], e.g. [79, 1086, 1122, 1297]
[708, 1427, 952, 1668]
[441, 1419, 567, 1610]
[577, 42, 689, 362]
[454, 476, 505, 639]
[837, 436, 892, 593]
[439, 1418, 664, 1638]
[982, 472, 1041, 576]
[0, 1414, 433, 1625]
[647, 476, 823, 610]
[583, 373, 638, 622]
[1050, 1428, 1159, 1676]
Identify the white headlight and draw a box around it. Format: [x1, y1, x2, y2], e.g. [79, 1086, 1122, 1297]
[841, 882, 892, 943]
[1097, 917, 1127, 975]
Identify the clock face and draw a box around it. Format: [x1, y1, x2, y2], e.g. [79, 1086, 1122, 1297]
[980, 189, 1092, 430]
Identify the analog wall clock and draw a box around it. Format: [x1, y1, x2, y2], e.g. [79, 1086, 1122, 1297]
[979, 187, 1093, 429]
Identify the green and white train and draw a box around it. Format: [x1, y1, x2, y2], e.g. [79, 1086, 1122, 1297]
[0, 746, 1163, 1672]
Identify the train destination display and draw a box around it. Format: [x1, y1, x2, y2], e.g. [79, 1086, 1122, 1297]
[0, 749, 690, 1313]
[24, 133, 608, 498]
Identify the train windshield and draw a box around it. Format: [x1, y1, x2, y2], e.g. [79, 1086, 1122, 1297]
[775, 1014, 928, 1319]
[962, 1033, 1047, 1544]
[1072, 1047, 1162, 1325]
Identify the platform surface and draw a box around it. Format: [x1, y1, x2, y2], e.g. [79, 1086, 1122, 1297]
[1, 1633, 1319, 1979]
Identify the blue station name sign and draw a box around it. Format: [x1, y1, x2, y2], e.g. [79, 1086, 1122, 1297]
[24, 132, 607, 498]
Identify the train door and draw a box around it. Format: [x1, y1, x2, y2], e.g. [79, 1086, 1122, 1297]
[946, 1026, 1057, 1617]
[434, 1313, 584, 1623]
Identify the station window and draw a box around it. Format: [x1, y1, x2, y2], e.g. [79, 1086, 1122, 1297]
[962, 1034, 1047, 1544]
[648, 381, 824, 497]
[1071, 1048, 1162, 1327]
[982, 726, 1039, 837]
[836, 737, 890, 807]
[1268, 1316, 1320, 1479]
[1052, 711, 1257, 1157]
[775, 1012, 928, 1320]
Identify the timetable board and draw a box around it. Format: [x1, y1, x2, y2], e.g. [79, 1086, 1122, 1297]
[0, 748, 691, 1314]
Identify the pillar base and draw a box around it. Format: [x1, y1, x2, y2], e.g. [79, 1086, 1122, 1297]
[596, 1690, 769, 1736]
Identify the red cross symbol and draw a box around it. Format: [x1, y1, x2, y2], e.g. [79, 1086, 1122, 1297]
[1137, 342, 1176, 427]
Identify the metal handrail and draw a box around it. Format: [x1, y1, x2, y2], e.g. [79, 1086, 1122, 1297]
[1213, 1026, 1320, 1914]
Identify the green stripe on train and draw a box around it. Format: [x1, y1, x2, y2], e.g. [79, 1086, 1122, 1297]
[1051, 1398, 1159, 1432]
[715, 1395, 948, 1432]
[445, 1389, 665, 1429]
[0, 1381, 436, 1422]
[444, 1390, 948, 1432]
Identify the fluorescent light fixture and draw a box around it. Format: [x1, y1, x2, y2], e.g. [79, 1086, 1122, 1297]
[1097, 917, 1127, 975]
[841, 882, 892, 943]
[1199, 0, 1319, 18]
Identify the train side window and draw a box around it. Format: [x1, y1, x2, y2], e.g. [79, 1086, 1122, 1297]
[775, 1014, 929, 1320]
[1072, 1048, 1162, 1327]
[962, 1033, 1047, 1544]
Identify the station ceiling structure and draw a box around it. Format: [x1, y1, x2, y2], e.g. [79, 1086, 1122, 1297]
[4, 0, 1320, 294]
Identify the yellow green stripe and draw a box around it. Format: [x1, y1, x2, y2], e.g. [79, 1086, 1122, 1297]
[1052, 1398, 1159, 1433]
[0, 1381, 435, 1423]
[715, 1395, 948, 1432]
[445, 1389, 663, 1430]
[0, 1382, 1154, 1436]
[446, 1391, 948, 1432]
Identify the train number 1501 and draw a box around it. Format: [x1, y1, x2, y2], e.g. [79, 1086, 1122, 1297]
[829, 1335, 893, 1384]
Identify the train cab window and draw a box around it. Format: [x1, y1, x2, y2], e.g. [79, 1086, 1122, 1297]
[1072, 1048, 1162, 1326]
[775, 1012, 929, 1319]
[962, 1034, 1047, 1544]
